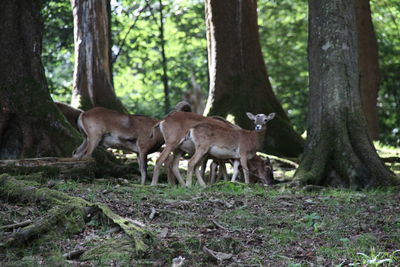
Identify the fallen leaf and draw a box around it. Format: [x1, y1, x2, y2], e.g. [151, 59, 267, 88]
[203, 246, 233, 261]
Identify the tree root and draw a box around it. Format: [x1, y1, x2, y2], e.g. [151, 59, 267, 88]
[0, 174, 152, 256]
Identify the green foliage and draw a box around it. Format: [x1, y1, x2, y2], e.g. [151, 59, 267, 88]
[302, 212, 321, 232]
[111, 0, 207, 117]
[350, 248, 400, 266]
[41, 0, 74, 103]
[370, 0, 400, 146]
[258, 0, 309, 134]
[41, 0, 400, 144]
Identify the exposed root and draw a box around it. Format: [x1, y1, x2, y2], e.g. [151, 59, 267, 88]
[0, 174, 152, 256]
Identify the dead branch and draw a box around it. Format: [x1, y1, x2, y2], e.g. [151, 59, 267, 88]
[63, 249, 86, 260]
[0, 219, 32, 231]
[0, 157, 95, 178]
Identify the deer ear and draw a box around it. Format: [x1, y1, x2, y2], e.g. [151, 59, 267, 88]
[246, 112, 256, 121]
[266, 113, 276, 121]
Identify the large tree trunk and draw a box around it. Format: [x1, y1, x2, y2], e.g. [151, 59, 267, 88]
[294, 0, 396, 189]
[204, 0, 304, 157]
[158, 0, 171, 114]
[356, 0, 380, 140]
[0, 1, 80, 159]
[70, 0, 125, 112]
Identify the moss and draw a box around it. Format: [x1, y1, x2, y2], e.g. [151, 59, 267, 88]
[80, 237, 137, 265]
[95, 203, 153, 256]
[0, 165, 60, 178]
[1, 175, 152, 254]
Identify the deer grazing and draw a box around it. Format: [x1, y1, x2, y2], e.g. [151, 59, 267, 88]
[209, 155, 275, 185]
[72, 107, 164, 185]
[185, 112, 275, 186]
[151, 111, 275, 187]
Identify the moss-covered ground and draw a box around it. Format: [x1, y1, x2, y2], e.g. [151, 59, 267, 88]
[0, 144, 399, 266]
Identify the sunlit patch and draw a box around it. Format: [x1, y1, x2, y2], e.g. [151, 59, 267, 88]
[226, 114, 236, 125]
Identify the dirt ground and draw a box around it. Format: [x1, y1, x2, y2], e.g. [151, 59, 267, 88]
[1, 172, 399, 266]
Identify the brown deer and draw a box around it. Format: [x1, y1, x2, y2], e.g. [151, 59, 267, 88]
[185, 112, 275, 186]
[72, 107, 164, 185]
[209, 155, 275, 185]
[151, 112, 275, 186]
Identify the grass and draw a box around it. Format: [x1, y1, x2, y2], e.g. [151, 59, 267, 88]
[1, 180, 399, 266]
[1, 143, 400, 266]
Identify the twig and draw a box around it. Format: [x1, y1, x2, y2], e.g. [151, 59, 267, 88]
[0, 219, 32, 231]
[149, 207, 156, 220]
[63, 249, 86, 260]
[212, 219, 230, 231]
[112, 2, 151, 64]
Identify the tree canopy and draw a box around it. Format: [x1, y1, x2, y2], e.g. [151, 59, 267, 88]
[42, 0, 400, 146]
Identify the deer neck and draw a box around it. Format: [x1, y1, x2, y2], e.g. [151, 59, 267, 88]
[250, 127, 267, 151]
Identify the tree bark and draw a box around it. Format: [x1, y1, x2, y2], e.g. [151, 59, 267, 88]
[158, 0, 171, 114]
[355, 0, 380, 140]
[0, 0, 80, 159]
[294, 0, 396, 189]
[204, 0, 304, 157]
[70, 0, 125, 112]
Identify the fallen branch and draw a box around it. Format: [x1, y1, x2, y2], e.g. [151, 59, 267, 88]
[0, 219, 33, 231]
[212, 219, 230, 232]
[0, 157, 95, 179]
[63, 249, 86, 260]
[266, 154, 299, 168]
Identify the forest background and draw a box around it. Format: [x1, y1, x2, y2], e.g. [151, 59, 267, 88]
[43, 0, 400, 146]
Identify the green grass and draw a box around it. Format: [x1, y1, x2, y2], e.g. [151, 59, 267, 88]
[2, 171, 400, 266]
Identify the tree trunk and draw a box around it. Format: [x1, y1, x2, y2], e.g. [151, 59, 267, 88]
[158, 0, 171, 114]
[70, 0, 125, 112]
[204, 0, 304, 157]
[0, 0, 80, 159]
[294, 0, 396, 189]
[356, 0, 380, 140]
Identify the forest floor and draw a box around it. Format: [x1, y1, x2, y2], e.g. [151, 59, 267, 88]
[0, 144, 399, 266]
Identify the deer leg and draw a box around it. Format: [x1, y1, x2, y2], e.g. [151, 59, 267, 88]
[80, 135, 102, 159]
[194, 156, 207, 186]
[240, 156, 250, 184]
[170, 150, 186, 186]
[187, 149, 207, 187]
[210, 160, 218, 184]
[137, 150, 148, 185]
[151, 143, 176, 186]
[220, 162, 229, 181]
[200, 158, 208, 182]
[186, 148, 206, 187]
[165, 154, 176, 185]
[231, 160, 240, 182]
[72, 138, 88, 159]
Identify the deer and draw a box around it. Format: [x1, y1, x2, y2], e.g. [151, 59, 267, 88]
[184, 112, 275, 187]
[150, 111, 275, 187]
[72, 107, 164, 185]
[150, 112, 244, 186]
[72, 102, 192, 185]
[209, 154, 275, 185]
